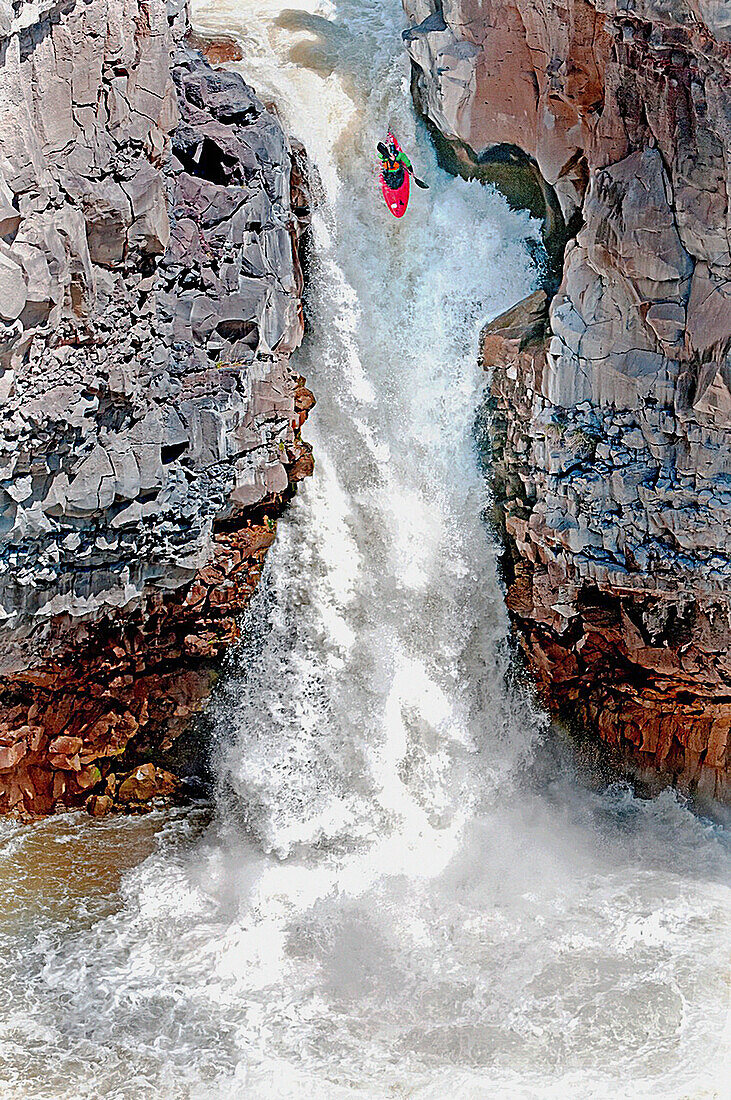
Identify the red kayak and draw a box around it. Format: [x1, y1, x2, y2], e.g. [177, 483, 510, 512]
[380, 132, 410, 218]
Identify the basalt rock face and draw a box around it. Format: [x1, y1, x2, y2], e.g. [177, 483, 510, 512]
[403, 2, 731, 801]
[0, 1, 313, 813]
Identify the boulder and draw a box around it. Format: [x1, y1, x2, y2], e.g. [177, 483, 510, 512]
[116, 763, 180, 804]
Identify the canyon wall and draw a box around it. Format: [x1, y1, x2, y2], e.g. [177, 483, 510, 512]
[0, 0, 313, 813]
[403, 1, 731, 801]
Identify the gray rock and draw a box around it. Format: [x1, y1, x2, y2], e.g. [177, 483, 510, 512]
[0, 0, 309, 671]
[0, 254, 27, 322]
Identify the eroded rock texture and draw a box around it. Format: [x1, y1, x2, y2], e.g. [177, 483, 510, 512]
[0, 1, 313, 813]
[404, 1, 731, 800]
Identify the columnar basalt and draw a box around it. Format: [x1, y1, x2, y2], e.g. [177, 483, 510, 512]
[403, 1, 731, 800]
[0, 1, 313, 813]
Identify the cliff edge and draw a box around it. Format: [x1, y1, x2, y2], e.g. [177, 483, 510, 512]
[403, 0, 731, 802]
[0, 0, 313, 813]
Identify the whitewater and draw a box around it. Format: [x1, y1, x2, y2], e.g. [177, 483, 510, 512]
[0, 1, 729, 1097]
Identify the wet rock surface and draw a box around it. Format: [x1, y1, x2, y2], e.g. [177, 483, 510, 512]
[0, 1, 313, 813]
[404, 1, 731, 799]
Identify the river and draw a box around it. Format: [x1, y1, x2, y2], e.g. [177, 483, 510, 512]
[0, 2, 729, 1097]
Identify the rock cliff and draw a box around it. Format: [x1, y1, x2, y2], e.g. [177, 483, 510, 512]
[403, 1, 731, 802]
[0, 0, 313, 813]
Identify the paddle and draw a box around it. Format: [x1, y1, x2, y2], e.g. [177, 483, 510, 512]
[407, 168, 429, 189]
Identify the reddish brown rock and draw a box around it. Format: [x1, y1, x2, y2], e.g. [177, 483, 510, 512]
[186, 32, 244, 66]
[86, 794, 114, 817]
[0, 436, 314, 816]
[286, 441, 316, 483]
[0, 742, 27, 772]
[117, 764, 180, 805]
[48, 736, 83, 757]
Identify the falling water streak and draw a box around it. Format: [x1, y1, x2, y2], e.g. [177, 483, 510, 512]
[0, 2, 728, 1098]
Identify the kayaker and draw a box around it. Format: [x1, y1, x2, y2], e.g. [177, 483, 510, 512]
[377, 138, 412, 185]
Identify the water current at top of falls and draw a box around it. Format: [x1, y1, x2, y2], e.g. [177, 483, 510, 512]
[0, 2, 729, 1097]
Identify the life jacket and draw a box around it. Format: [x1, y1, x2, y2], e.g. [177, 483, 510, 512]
[383, 156, 401, 173]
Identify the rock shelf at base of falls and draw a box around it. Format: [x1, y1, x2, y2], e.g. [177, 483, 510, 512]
[0, 0, 315, 815]
[403, 0, 731, 803]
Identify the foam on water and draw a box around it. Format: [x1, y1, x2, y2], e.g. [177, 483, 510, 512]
[0, 2, 729, 1097]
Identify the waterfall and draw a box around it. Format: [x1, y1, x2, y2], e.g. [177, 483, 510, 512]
[0, 3, 728, 1097]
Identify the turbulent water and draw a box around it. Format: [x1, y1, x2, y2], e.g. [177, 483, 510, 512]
[1, 2, 729, 1097]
